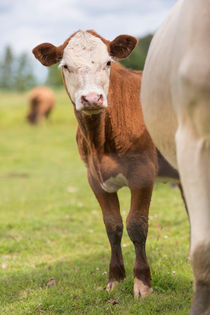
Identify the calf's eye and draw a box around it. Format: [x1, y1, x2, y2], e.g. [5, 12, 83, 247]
[63, 65, 68, 69]
[107, 61, 111, 66]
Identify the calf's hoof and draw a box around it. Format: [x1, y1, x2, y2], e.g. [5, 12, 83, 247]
[106, 280, 120, 292]
[134, 277, 153, 299]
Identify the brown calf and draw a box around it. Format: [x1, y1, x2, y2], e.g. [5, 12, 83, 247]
[33, 30, 157, 298]
[27, 86, 55, 124]
[32, 30, 184, 298]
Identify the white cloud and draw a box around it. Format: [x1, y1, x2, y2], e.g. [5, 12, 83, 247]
[0, 0, 177, 53]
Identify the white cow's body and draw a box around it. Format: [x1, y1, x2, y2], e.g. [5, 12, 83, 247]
[141, 0, 210, 314]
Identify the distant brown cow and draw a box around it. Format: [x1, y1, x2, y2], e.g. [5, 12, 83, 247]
[27, 86, 55, 124]
[32, 30, 183, 298]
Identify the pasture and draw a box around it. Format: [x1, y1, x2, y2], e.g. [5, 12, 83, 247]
[0, 90, 192, 314]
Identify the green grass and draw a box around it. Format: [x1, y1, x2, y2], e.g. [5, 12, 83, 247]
[0, 90, 192, 314]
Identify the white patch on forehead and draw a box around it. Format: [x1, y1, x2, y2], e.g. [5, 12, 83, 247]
[63, 31, 109, 67]
[61, 31, 111, 112]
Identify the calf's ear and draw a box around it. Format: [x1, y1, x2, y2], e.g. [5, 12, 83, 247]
[109, 35, 137, 60]
[32, 43, 63, 66]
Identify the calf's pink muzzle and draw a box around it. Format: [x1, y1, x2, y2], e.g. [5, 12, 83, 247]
[81, 93, 104, 109]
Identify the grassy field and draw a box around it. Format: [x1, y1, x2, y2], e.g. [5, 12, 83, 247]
[0, 90, 192, 314]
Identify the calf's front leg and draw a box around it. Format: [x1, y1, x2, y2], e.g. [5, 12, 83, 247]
[88, 174, 125, 291]
[126, 186, 153, 299]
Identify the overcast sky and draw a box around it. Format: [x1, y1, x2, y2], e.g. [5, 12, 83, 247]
[0, 0, 177, 80]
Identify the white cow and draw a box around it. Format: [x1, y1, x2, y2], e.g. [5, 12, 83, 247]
[141, 0, 210, 314]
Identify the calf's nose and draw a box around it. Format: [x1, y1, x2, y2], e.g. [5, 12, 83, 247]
[81, 93, 104, 106]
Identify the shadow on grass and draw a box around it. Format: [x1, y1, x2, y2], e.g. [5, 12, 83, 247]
[0, 250, 193, 314]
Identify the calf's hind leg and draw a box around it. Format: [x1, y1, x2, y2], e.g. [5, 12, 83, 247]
[88, 174, 125, 291]
[126, 186, 153, 299]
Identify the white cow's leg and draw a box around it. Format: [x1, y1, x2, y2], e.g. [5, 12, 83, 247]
[176, 99, 210, 314]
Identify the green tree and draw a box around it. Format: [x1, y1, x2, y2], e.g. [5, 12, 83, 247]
[0, 46, 15, 90]
[15, 53, 36, 91]
[45, 64, 63, 88]
[120, 34, 153, 70]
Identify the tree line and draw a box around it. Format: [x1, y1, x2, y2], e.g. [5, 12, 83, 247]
[0, 34, 153, 92]
[0, 46, 37, 91]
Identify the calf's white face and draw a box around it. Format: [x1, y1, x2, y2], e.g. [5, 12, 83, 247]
[60, 31, 111, 114]
[32, 30, 137, 115]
